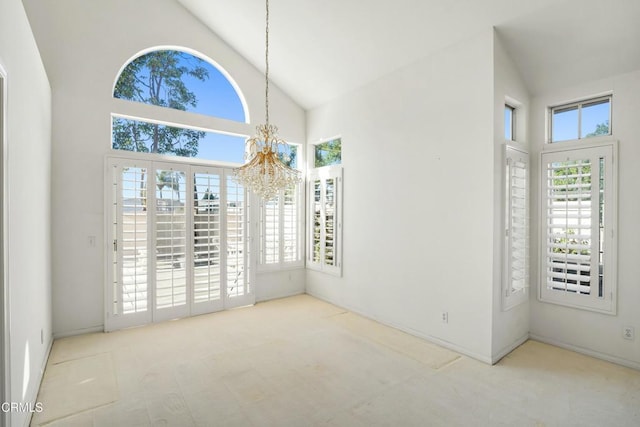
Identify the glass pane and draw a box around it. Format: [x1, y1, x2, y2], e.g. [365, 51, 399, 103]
[581, 99, 610, 138]
[114, 50, 245, 122]
[226, 176, 246, 298]
[504, 106, 514, 141]
[120, 167, 148, 314]
[278, 145, 298, 169]
[552, 106, 579, 142]
[193, 172, 222, 303]
[546, 159, 592, 295]
[155, 169, 187, 309]
[112, 117, 246, 163]
[314, 139, 342, 167]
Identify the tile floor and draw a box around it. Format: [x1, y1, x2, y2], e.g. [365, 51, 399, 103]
[32, 295, 640, 426]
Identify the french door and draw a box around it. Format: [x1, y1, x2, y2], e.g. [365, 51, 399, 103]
[106, 157, 253, 331]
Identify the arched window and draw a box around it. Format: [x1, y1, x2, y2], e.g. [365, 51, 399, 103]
[106, 47, 257, 332]
[111, 48, 249, 163]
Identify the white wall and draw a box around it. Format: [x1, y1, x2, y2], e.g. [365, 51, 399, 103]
[529, 70, 640, 369]
[22, 0, 306, 337]
[306, 30, 496, 362]
[490, 32, 530, 362]
[0, 0, 52, 426]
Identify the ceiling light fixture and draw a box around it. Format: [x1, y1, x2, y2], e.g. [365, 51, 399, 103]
[233, 0, 300, 200]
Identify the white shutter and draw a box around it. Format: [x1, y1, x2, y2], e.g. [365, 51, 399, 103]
[503, 145, 529, 310]
[106, 158, 255, 330]
[192, 168, 223, 314]
[540, 144, 616, 314]
[282, 183, 301, 263]
[261, 195, 279, 264]
[106, 159, 152, 331]
[307, 166, 343, 276]
[153, 164, 190, 321]
[259, 182, 303, 268]
[224, 172, 253, 307]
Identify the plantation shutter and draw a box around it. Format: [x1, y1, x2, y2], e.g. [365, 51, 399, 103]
[259, 182, 303, 268]
[503, 146, 529, 310]
[192, 167, 224, 314]
[307, 166, 343, 276]
[106, 158, 255, 331]
[107, 160, 152, 330]
[540, 144, 615, 313]
[224, 173, 253, 308]
[153, 164, 190, 322]
[283, 183, 301, 263]
[261, 196, 279, 264]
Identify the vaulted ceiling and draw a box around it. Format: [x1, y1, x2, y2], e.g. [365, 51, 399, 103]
[177, 0, 640, 110]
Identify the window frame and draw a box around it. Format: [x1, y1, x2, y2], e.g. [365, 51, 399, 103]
[539, 140, 618, 314]
[548, 95, 612, 143]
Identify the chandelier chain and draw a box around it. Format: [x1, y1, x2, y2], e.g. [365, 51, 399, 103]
[265, 0, 270, 125]
[232, 0, 301, 200]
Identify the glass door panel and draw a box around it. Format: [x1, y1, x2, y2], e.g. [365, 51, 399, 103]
[192, 168, 224, 314]
[153, 165, 189, 321]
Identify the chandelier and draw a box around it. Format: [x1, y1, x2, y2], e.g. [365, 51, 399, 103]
[233, 0, 301, 200]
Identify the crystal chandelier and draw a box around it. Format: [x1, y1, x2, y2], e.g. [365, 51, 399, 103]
[233, 0, 300, 200]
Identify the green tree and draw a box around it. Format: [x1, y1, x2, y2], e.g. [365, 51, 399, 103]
[113, 50, 209, 156]
[585, 120, 609, 138]
[315, 139, 341, 167]
[156, 170, 181, 200]
[277, 145, 297, 168]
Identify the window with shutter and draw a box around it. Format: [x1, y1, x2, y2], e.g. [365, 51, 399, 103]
[540, 143, 617, 314]
[503, 145, 529, 310]
[106, 158, 253, 331]
[259, 182, 304, 269]
[307, 166, 343, 276]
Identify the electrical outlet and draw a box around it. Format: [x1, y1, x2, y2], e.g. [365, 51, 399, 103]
[623, 326, 634, 340]
[441, 311, 448, 324]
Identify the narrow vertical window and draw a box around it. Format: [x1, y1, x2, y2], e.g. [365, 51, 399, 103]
[307, 166, 343, 276]
[505, 105, 515, 141]
[259, 145, 303, 269]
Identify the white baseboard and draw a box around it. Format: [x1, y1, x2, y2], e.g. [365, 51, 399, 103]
[256, 290, 305, 304]
[305, 291, 494, 365]
[491, 333, 529, 365]
[53, 325, 103, 339]
[529, 333, 640, 371]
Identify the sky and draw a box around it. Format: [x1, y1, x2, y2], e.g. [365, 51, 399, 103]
[114, 50, 249, 164]
[173, 53, 247, 163]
